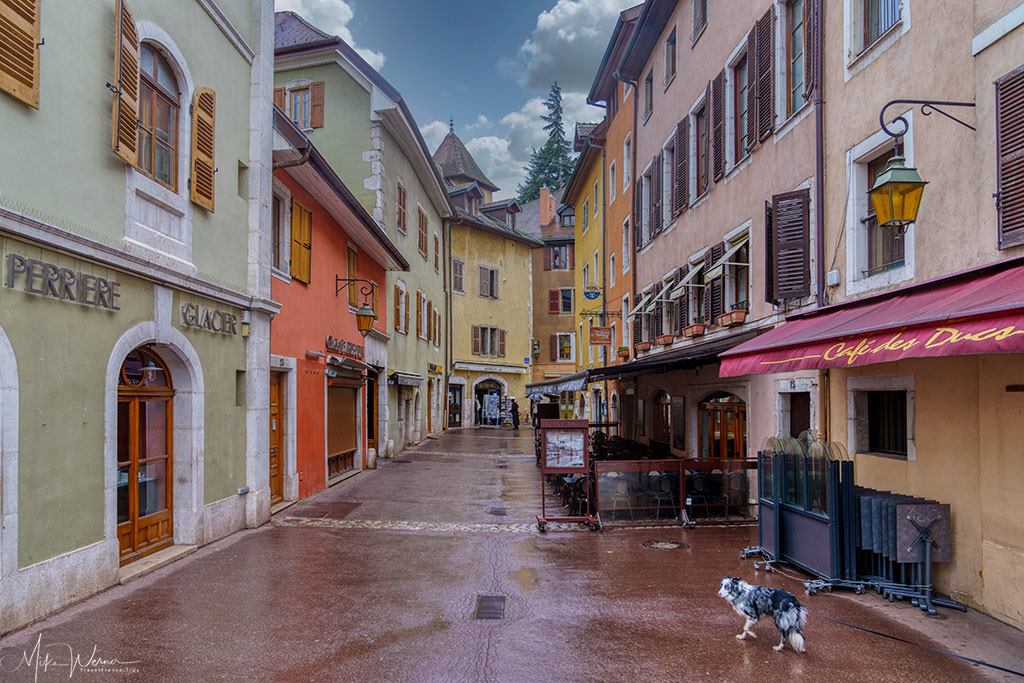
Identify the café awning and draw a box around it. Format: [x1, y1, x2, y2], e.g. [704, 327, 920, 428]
[719, 260, 1024, 377]
[525, 370, 589, 397]
[389, 370, 423, 386]
[587, 331, 759, 381]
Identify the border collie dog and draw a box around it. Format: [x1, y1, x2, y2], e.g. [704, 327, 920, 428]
[718, 575, 808, 653]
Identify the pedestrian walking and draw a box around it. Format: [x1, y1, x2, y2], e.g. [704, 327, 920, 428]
[511, 399, 520, 430]
[475, 396, 481, 426]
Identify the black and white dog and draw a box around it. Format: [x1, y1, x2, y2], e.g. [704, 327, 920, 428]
[718, 575, 808, 653]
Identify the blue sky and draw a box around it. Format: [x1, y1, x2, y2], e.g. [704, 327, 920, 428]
[276, 0, 639, 198]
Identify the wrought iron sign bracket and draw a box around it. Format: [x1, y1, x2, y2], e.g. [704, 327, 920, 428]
[879, 99, 975, 153]
[335, 276, 376, 302]
[580, 309, 621, 317]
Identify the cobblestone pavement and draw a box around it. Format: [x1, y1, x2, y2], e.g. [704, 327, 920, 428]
[0, 427, 1022, 682]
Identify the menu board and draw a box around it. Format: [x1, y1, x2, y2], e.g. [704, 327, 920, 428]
[545, 430, 585, 468]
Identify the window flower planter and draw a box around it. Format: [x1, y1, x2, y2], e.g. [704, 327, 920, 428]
[717, 310, 747, 327]
[682, 323, 706, 338]
[634, 341, 651, 353]
[617, 346, 631, 359]
[655, 334, 675, 345]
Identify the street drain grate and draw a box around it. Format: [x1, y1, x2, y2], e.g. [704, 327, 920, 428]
[496, 460, 508, 469]
[488, 507, 508, 516]
[474, 595, 505, 619]
[642, 541, 690, 550]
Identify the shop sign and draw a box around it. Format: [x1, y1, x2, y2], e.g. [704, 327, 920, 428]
[181, 303, 238, 335]
[326, 334, 364, 360]
[427, 362, 443, 375]
[583, 285, 602, 300]
[590, 326, 612, 345]
[5, 253, 122, 310]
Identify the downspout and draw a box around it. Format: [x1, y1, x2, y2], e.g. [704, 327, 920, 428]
[625, 75, 640, 440]
[272, 144, 311, 170]
[814, 0, 826, 309]
[443, 216, 450, 432]
[591, 135, 609, 430]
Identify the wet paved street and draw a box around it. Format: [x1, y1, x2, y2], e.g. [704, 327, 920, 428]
[1, 428, 1022, 682]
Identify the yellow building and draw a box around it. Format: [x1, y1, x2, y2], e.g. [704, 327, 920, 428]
[433, 128, 543, 427]
[564, 121, 608, 421]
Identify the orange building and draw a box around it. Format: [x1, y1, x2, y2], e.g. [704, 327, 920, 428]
[269, 108, 408, 504]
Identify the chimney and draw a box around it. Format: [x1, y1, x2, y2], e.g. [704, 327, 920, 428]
[540, 187, 553, 226]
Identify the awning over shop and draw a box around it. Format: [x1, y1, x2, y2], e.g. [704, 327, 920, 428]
[586, 331, 759, 381]
[525, 370, 589, 397]
[719, 260, 1024, 377]
[389, 370, 423, 386]
[327, 355, 369, 372]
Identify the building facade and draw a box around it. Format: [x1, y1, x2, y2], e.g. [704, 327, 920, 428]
[0, 0, 276, 633]
[274, 11, 451, 455]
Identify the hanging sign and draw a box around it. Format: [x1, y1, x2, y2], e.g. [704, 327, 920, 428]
[589, 326, 613, 345]
[583, 285, 602, 300]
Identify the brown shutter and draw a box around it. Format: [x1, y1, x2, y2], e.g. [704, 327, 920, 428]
[310, 81, 324, 128]
[479, 266, 488, 296]
[803, 0, 819, 101]
[712, 69, 725, 181]
[543, 246, 552, 270]
[653, 283, 664, 338]
[498, 329, 506, 357]
[110, 0, 140, 166]
[190, 87, 216, 212]
[711, 243, 725, 319]
[472, 325, 481, 355]
[997, 64, 1024, 249]
[569, 243, 575, 268]
[394, 285, 401, 331]
[746, 29, 757, 152]
[427, 301, 433, 341]
[772, 189, 811, 298]
[492, 270, 499, 298]
[755, 7, 775, 141]
[273, 87, 285, 110]
[0, 0, 40, 107]
[404, 291, 409, 331]
[416, 292, 423, 336]
[674, 118, 688, 214]
[632, 295, 642, 345]
[633, 178, 643, 248]
[764, 199, 775, 303]
[673, 266, 688, 333]
[652, 153, 664, 234]
[548, 289, 560, 314]
[671, 396, 686, 450]
[550, 334, 558, 361]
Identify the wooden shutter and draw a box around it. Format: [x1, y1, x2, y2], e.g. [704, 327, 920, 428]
[427, 301, 433, 341]
[569, 243, 575, 268]
[394, 285, 401, 331]
[997, 64, 1024, 249]
[712, 69, 725, 181]
[755, 6, 774, 141]
[803, 0, 819, 102]
[492, 270, 499, 298]
[746, 29, 757, 152]
[543, 247, 552, 270]
[310, 81, 324, 128]
[0, 0, 40, 107]
[548, 289, 560, 314]
[472, 325, 481, 355]
[673, 266, 689, 333]
[479, 266, 488, 296]
[454, 260, 463, 292]
[290, 202, 312, 284]
[633, 178, 643, 248]
[710, 243, 725, 319]
[190, 87, 216, 212]
[671, 397, 685, 450]
[653, 283, 664, 338]
[273, 87, 285, 110]
[416, 292, 423, 336]
[550, 335, 558, 360]
[632, 295, 642, 344]
[498, 329, 506, 357]
[404, 291, 409, 331]
[674, 118, 688, 214]
[772, 189, 811, 298]
[764, 199, 775, 303]
[652, 152, 664, 234]
[110, 0, 140, 166]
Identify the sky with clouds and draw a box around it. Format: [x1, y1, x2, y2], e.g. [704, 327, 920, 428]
[276, 0, 640, 199]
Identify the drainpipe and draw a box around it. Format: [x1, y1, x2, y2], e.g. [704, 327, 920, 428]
[623, 75, 640, 439]
[590, 134, 609, 430]
[813, 0, 826, 309]
[272, 144, 311, 170]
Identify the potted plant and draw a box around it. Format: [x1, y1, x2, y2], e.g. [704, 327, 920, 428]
[717, 302, 748, 327]
[682, 323, 706, 338]
[656, 334, 675, 345]
[617, 346, 630, 359]
[634, 341, 651, 353]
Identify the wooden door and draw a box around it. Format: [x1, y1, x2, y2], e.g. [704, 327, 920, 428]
[269, 372, 284, 505]
[427, 381, 433, 433]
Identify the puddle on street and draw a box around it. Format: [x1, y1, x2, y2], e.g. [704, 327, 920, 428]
[509, 567, 539, 590]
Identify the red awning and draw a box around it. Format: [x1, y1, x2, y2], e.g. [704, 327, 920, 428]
[719, 262, 1024, 377]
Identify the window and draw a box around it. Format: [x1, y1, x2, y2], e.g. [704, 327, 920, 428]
[610, 322, 617, 351]
[695, 104, 709, 196]
[593, 181, 599, 217]
[622, 218, 630, 272]
[289, 87, 310, 129]
[551, 244, 570, 269]
[479, 266, 499, 298]
[271, 195, 285, 271]
[734, 54, 749, 161]
[290, 199, 312, 284]
[138, 44, 179, 190]
[609, 254, 616, 288]
[474, 325, 504, 357]
[394, 282, 408, 333]
[346, 247, 359, 307]
[416, 290, 424, 337]
[417, 209, 428, 258]
[556, 332, 573, 361]
[452, 258, 464, 293]
[559, 288, 573, 313]
[653, 392, 671, 443]
[623, 134, 632, 190]
[609, 161, 617, 203]
[433, 235, 440, 271]
[593, 251, 599, 284]
[847, 375, 914, 460]
[582, 263, 589, 287]
[562, 213, 575, 228]
[641, 166, 653, 243]
[733, 242, 749, 311]
[865, 149, 904, 274]
[623, 294, 631, 347]
[867, 391, 907, 455]
[864, 0, 901, 48]
[787, 0, 805, 116]
[582, 199, 590, 232]
[643, 69, 654, 119]
[692, 0, 707, 41]
[664, 29, 677, 85]
[661, 140, 675, 226]
[397, 183, 407, 233]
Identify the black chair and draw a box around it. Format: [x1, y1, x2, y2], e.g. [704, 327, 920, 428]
[649, 474, 677, 520]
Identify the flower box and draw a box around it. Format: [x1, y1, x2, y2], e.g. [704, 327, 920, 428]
[717, 310, 747, 327]
[617, 347, 631, 359]
[634, 341, 651, 353]
[682, 323, 706, 338]
[655, 334, 675, 345]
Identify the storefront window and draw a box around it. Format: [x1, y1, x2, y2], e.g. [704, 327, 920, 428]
[698, 392, 747, 458]
[652, 391, 671, 443]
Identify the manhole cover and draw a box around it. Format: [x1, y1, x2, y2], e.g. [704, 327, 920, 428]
[488, 507, 508, 516]
[474, 595, 505, 619]
[642, 541, 690, 550]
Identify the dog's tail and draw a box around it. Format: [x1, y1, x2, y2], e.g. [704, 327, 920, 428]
[788, 606, 808, 653]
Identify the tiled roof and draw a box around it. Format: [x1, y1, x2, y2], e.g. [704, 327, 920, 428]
[518, 187, 573, 243]
[433, 131, 499, 192]
[453, 207, 544, 247]
[275, 11, 335, 50]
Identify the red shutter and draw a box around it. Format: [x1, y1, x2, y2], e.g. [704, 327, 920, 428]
[674, 118, 688, 214]
[746, 29, 757, 152]
[712, 69, 725, 181]
[997, 64, 1024, 249]
[543, 247, 552, 270]
[310, 81, 324, 128]
[755, 7, 775, 141]
[472, 325, 481, 355]
[498, 330, 506, 357]
[548, 289, 560, 313]
[772, 189, 811, 298]
[764, 200, 775, 303]
[550, 334, 558, 361]
[569, 243, 575, 268]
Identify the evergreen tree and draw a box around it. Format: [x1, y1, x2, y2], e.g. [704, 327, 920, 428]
[517, 82, 577, 203]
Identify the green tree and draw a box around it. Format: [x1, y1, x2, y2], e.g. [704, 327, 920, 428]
[517, 82, 576, 203]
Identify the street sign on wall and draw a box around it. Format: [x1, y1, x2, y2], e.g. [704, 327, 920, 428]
[590, 326, 612, 345]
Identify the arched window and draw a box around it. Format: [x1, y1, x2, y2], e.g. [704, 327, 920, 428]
[652, 391, 671, 443]
[138, 43, 179, 190]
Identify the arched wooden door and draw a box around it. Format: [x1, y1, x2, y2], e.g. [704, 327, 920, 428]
[698, 392, 747, 459]
[117, 347, 174, 565]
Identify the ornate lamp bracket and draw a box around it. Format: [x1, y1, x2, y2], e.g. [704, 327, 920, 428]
[879, 99, 975, 154]
[335, 277, 376, 303]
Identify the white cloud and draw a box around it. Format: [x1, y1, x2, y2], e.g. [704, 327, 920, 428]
[516, 0, 638, 91]
[465, 115, 491, 133]
[420, 120, 450, 154]
[276, 0, 386, 71]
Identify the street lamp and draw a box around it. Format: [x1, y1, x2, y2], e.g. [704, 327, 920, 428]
[335, 276, 378, 338]
[872, 99, 975, 228]
[354, 301, 376, 337]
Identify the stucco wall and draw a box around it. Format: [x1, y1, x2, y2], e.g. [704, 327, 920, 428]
[572, 155, 605, 371]
[530, 243, 576, 382]
[604, 78, 636, 363]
